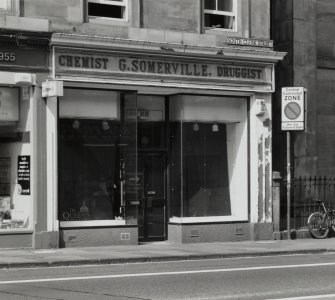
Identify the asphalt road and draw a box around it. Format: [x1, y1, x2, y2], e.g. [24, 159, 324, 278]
[1, 252, 335, 299]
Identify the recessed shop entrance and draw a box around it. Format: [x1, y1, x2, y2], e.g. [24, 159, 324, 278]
[137, 152, 166, 241]
[136, 95, 167, 241]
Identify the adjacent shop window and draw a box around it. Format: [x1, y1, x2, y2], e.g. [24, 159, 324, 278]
[87, 0, 128, 21]
[204, 0, 236, 30]
[169, 95, 248, 221]
[0, 87, 32, 231]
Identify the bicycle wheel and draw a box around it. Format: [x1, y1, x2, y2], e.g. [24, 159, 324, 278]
[308, 212, 329, 239]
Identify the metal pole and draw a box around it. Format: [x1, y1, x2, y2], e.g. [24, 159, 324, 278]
[287, 131, 291, 240]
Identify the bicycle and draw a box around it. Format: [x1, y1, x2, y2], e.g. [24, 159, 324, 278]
[307, 198, 335, 239]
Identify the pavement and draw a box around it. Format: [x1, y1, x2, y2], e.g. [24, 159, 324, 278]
[1, 239, 335, 269]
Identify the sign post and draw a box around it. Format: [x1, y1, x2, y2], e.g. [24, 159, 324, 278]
[286, 131, 291, 240]
[281, 87, 306, 240]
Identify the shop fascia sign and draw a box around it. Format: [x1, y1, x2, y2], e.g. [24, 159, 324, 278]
[55, 52, 268, 82]
[281, 87, 306, 131]
[42, 80, 64, 98]
[0, 47, 48, 69]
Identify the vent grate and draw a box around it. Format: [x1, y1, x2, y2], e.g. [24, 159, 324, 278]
[190, 230, 199, 237]
[120, 232, 130, 240]
[235, 227, 244, 235]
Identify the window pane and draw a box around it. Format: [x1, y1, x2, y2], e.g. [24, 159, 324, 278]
[88, 3, 123, 19]
[205, 13, 235, 29]
[204, 0, 216, 10]
[182, 123, 231, 217]
[58, 119, 121, 221]
[137, 95, 166, 149]
[218, 0, 233, 12]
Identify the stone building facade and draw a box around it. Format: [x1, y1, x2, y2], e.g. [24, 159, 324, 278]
[272, 0, 335, 177]
[0, 0, 284, 248]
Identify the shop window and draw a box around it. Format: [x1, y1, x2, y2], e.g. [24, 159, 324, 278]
[0, 87, 32, 231]
[58, 89, 137, 226]
[204, 0, 236, 30]
[87, 0, 128, 21]
[169, 95, 248, 222]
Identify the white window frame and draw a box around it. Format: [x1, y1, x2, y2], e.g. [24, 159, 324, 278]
[87, 0, 128, 22]
[0, 0, 8, 10]
[204, 0, 237, 31]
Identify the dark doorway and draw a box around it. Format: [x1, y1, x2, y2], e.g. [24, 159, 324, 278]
[138, 152, 166, 241]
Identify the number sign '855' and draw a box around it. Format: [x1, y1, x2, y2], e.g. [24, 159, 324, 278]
[0, 52, 16, 62]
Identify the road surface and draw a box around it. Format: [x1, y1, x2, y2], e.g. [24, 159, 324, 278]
[1, 252, 335, 299]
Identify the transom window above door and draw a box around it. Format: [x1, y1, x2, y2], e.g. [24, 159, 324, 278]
[204, 0, 236, 30]
[87, 0, 128, 21]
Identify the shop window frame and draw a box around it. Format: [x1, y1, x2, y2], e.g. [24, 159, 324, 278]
[203, 0, 237, 31]
[86, 0, 128, 23]
[168, 95, 249, 224]
[58, 88, 138, 228]
[0, 0, 19, 16]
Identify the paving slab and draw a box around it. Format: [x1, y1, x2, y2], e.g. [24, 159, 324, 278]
[1, 239, 335, 269]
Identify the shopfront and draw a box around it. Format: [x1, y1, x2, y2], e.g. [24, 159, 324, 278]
[0, 30, 50, 248]
[50, 34, 284, 247]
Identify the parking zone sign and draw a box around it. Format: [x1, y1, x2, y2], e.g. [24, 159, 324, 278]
[281, 87, 305, 131]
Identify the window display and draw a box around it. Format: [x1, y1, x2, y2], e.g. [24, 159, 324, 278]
[0, 156, 31, 230]
[58, 119, 123, 221]
[58, 89, 137, 225]
[169, 95, 248, 221]
[0, 86, 32, 231]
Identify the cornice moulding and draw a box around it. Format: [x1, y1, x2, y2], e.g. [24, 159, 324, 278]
[51, 33, 286, 64]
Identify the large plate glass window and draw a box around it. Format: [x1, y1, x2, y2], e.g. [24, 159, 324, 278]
[87, 0, 128, 21]
[58, 88, 137, 227]
[0, 87, 33, 232]
[169, 95, 248, 223]
[204, 0, 236, 30]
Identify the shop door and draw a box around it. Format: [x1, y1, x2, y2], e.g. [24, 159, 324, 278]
[138, 152, 166, 241]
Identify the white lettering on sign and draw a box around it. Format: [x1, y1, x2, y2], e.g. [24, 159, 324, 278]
[227, 37, 273, 48]
[281, 87, 305, 131]
[0, 52, 15, 62]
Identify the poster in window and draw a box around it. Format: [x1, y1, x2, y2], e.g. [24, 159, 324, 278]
[17, 155, 30, 195]
[0, 157, 10, 196]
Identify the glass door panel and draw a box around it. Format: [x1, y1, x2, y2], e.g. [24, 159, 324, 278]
[138, 152, 166, 241]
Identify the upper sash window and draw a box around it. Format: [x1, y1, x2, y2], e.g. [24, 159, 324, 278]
[204, 0, 236, 31]
[87, 0, 128, 21]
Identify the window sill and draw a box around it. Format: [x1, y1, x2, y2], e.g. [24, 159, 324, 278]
[169, 216, 248, 224]
[60, 220, 126, 228]
[87, 17, 130, 26]
[204, 28, 238, 35]
[0, 228, 33, 235]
